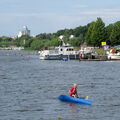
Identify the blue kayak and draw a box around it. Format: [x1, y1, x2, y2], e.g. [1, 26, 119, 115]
[58, 95, 92, 105]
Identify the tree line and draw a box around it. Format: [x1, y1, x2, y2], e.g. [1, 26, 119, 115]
[0, 17, 120, 50]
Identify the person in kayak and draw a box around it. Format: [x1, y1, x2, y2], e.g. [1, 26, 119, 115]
[69, 84, 78, 98]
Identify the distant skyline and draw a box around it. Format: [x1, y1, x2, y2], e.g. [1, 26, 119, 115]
[0, 0, 120, 36]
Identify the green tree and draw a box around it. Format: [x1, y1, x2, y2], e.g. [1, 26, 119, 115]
[24, 37, 35, 48]
[110, 21, 120, 46]
[55, 30, 66, 37]
[85, 22, 96, 45]
[36, 33, 55, 40]
[69, 37, 82, 46]
[91, 18, 106, 47]
[31, 40, 45, 50]
[73, 24, 89, 37]
[17, 35, 31, 46]
[19, 40, 25, 46]
[105, 24, 114, 45]
[0, 36, 17, 47]
[50, 38, 60, 46]
[1, 36, 12, 42]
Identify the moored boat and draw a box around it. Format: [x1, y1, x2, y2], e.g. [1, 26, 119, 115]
[38, 41, 79, 60]
[108, 53, 120, 60]
[107, 49, 120, 60]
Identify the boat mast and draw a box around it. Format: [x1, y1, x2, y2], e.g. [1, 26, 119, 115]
[59, 35, 66, 46]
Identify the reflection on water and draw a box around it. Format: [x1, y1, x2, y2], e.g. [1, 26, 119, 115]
[69, 104, 79, 113]
[0, 50, 120, 120]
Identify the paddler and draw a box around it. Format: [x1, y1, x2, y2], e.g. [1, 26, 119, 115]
[69, 84, 78, 98]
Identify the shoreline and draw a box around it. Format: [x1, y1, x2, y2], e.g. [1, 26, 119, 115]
[1, 49, 120, 61]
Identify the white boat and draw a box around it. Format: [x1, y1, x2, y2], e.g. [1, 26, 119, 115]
[38, 49, 61, 60]
[38, 43, 79, 60]
[107, 53, 120, 60]
[107, 49, 120, 60]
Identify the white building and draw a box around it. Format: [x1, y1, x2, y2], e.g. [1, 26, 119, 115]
[18, 26, 30, 38]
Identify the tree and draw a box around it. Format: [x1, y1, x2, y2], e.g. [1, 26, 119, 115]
[73, 24, 90, 38]
[85, 22, 96, 45]
[55, 30, 66, 37]
[0, 37, 2, 42]
[0, 36, 17, 47]
[91, 18, 106, 47]
[17, 35, 31, 46]
[105, 24, 114, 45]
[31, 40, 45, 50]
[50, 38, 60, 47]
[24, 37, 34, 48]
[36, 33, 55, 40]
[110, 21, 120, 46]
[69, 37, 83, 46]
[18, 35, 31, 41]
[1, 36, 12, 42]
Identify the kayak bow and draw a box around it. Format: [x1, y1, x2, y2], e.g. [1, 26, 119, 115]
[58, 95, 92, 105]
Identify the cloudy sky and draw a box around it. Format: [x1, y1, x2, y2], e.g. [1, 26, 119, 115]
[0, 0, 120, 36]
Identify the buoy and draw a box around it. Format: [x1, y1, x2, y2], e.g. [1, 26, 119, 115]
[28, 56, 30, 59]
[6, 53, 10, 56]
[22, 56, 25, 60]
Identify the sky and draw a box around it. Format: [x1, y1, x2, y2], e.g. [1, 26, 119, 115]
[0, 0, 120, 36]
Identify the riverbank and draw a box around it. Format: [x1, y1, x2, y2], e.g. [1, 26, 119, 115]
[1, 48, 120, 61]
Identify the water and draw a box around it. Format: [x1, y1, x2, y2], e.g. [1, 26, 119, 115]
[0, 50, 120, 120]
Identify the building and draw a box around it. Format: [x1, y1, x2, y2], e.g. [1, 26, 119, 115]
[18, 26, 30, 38]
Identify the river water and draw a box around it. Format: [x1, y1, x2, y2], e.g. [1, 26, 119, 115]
[0, 50, 120, 120]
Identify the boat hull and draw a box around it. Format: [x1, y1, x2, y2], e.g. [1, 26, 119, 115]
[58, 95, 92, 105]
[108, 54, 120, 60]
[40, 54, 79, 60]
[40, 55, 62, 60]
[62, 55, 79, 60]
